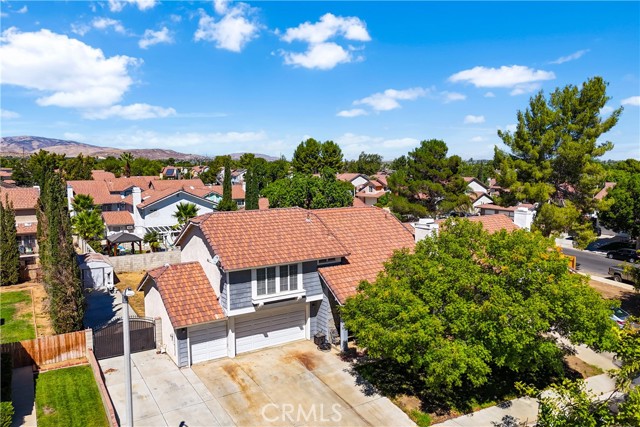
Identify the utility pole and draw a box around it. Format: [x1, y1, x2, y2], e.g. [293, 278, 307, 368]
[123, 288, 135, 427]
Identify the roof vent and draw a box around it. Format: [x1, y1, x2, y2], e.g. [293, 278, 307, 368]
[164, 263, 170, 268]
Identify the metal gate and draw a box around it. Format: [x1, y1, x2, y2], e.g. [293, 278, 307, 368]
[93, 317, 156, 360]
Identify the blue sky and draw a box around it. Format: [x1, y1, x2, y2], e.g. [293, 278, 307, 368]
[1, 1, 639, 160]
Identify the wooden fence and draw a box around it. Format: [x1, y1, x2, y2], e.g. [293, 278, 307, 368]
[1, 330, 88, 368]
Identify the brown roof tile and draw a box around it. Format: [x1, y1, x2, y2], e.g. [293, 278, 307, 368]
[468, 215, 520, 234]
[105, 176, 157, 192]
[208, 184, 245, 200]
[183, 208, 349, 271]
[0, 187, 39, 210]
[141, 262, 225, 328]
[91, 170, 116, 181]
[67, 180, 121, 205]
[316, 207, 415, 304]
[16, 222, 37, 235]
[594, 182, 616, 201]
[102, 211, 134, 226]
[151, 179, 205, 191]
[258, 197, 269, 210]
[336, 173, 366, 183]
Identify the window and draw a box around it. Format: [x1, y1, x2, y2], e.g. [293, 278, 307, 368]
[254, 263, 302, 299]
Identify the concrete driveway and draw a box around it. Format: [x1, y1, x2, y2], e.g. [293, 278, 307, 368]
[101, 341, 415, 426]
[192, 340, 415, 426]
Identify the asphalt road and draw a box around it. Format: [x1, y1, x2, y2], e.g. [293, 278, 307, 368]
[562, 247, 622, 277]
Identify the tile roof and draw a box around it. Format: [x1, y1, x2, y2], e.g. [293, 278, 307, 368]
[102, 211, 134, 226]
[141, 262, 225, 328]
[91, 170, 116, 181]
[336, 173, 366, 183]
[80, 253, 112, 265]
[105, 176, 157, 192]
[67, 180, 122, 205]
[182, 208, 350, 271]
[467, 215, 520, 234]
[0, 187, 39, 210]
[594, 182, 616, 201]
[16, 222, 37, 235]
[137, 185, 215, 208]
[355, 189, 386, 199]
[352, 197, 367, 207]
[208, 184, 245, 200]
[258, 197, 269, 210]
[0, 170, 12, 178]
[315, 207, 415, 304]
[469, 191, 493, 202]
[477, 203, 535, 212]
[372, 174, 388, 187]
[151, 179, 205, 191]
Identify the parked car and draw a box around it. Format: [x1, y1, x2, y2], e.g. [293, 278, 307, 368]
[611, 307, 630, 328]
[608, 265, 639, 283]
[606, 248, 639, 262]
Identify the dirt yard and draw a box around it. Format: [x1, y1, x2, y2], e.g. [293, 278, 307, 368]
[114, 271, 146, 317]
[588, 279, 640, 316]
[0, 281, 54, 337]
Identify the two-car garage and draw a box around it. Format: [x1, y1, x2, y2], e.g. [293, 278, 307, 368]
[188, 322, 227, 364]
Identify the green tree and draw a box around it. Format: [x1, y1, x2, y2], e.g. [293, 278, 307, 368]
[71, 194, 98, 214]
[173, 202, 200, 226]
[347, 152, 383, 176]
[0, 196, 20, 286]
[263, 173, 353, 209]
[130, 157, 163, 176]
[244, 165, 260, 210]
[143, 230, 161, 252]
[533, 202, 596, 249]
[97, 156, 122, 177]
[71, 210, 105, 252]
[218, 158, 237, 211]
[320, 141, 344, 172]
[599, 173, 640, 249]
[120, 152, 134, 177]
[37, 169, 84, 333]
[265, 156, 290, 183]
[62, 154, 96, 181]
[291, 139, 344, 174]
[238, 153, 256, 169]
[342, 220, 617, 402]
[388, 139, 469, 218]
[10, 157, 33, 186]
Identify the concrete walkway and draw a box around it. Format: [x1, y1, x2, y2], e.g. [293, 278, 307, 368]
[11, 367, 36, 427]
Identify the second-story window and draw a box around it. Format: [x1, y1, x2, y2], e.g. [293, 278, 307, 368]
[254, 263, 301, 298]
[279, 264, 298, 292]
[256, 267, 276, 296]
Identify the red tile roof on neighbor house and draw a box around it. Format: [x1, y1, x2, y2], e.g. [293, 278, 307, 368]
[16, 222, 37, 235]
[0, 187, 39, 210]
[137, 185, 215, 208]
[467, 215, 520, 234]
[208, 184, 246, 200]
[372, 173, 388, 187]
[67, 180, 122, 205]
[181, 208, 350, 271]
[91, 170, 116, 181]
[477, 203, 535, 212]
[105, 176, 157, 192]
[336, 173, 367, 183]
[151, 178, 205, 191]
[594, 182, 616, 201]
[315, 207, 415, 304]
[101, 211, 134, 226]
[140, 262, 225, 328]
[355, 189, 386, 199]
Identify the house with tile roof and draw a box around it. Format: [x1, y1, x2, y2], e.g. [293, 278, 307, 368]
[141, 206, 414, 366]
[0, 186, 41, 277]
[355, 179, 387, 206]
[336, 173, 369, 190]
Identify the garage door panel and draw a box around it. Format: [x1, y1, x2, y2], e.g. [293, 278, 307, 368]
[190, 322, 227, 364]
[236, 304, 306, 354]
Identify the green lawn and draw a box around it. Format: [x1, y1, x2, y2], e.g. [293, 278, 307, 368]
[0, 291, 36, 343]
[35, 365, 109, 427]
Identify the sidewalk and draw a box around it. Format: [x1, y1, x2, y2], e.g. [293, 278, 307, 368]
[11, 367, 36, 427]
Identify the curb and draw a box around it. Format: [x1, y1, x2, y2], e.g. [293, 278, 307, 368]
[579, 272, 636, 291]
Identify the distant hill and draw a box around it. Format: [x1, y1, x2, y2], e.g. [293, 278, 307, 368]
[0, 136, 278, 162]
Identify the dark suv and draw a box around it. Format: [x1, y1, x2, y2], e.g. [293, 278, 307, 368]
[606, 248, 639, 262]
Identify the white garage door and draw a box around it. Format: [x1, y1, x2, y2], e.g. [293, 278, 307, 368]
[236, 304, 306, 354]
[189, 321, 227, 364]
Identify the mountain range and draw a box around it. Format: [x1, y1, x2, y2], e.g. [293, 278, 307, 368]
[0, 136, 278, 162]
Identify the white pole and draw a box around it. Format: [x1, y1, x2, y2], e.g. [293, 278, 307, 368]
[123, 288, 134, 427]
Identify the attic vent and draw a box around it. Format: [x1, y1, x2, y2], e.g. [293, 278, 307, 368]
[164, 263, 170, 267]
[24, 222, 32, 227]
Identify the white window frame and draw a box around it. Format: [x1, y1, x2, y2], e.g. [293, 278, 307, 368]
[251, 263, 304, 302]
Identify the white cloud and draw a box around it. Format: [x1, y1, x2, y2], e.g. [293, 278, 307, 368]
[16, 6, 27, 14]
[0, 28, 138, 108]
[335, 132, 420, 158]
[170, 14, 182, 23]
[464, 115, 485, 124]
[550, 49, 589, 64]
[282, 42, 351, 70]
[194, 3, 259, 53]
[337, 108, 368, 118]
[108, 0, 157, 12]
[0, 109, 20, 119]
[448, 65, 555, 96]
[279, 13, 370, 70]
[92, 18, 127, 34]
[139, 27, 173, 49]
[621, 96, 640, 106]
[442, 91, 466, 103]
[83, 103, 177, 120]
[470, 136, 486, 142]
[63, 132, 85, 141]
[71, 22, 91, 36]
[281, 13, 370, 44]
[354, 87, 428, 111]
[504, 124, 517, 132]
[382, 138, 420, 148]
[484, 91, 496, 98]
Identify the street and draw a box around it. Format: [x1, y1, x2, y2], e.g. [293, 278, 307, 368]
[562, 248, 622, 277]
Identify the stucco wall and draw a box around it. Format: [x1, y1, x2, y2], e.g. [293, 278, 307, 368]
[144, 284, 178, 364]
[467, 181, 487, 193]
[179, 228, 222, 296]
[108, 250, 181, 273]
[140, 193, 215, 228]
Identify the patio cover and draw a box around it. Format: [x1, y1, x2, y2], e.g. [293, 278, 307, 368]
[107, 231, 142, 244]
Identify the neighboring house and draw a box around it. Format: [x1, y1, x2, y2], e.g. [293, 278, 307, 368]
[336, 173, 369, 190]
[206, 184, 246, 209]
[477, 203, 536, 230]
[486, 178, 505, 198]
[0, 168, 13, 182]
[594, 182, 616, 201]
[372, 173, 390, 191]
[91, 170, 116, 181]
[0, 186, 41, 276]
[101, 211, 135, 235]
[139, 206, 414, 367]
[191, 165, 210, 177]
[469, 192, 495, 209]
[161, 166, 183, 180]
[463, 177, 489, 193]
[413, 214, 520, 242]
[217, 169, 247, 185]
[355, 180, 386, 206]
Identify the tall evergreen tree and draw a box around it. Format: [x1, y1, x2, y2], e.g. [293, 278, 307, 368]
[0, 196, 20, 286]
[37, 170, 84, 333]
[218, 158, 237, 211]
[244, 165, 260, 210]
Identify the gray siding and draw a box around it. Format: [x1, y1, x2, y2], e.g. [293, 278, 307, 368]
[219, 275, 228, 313]
[302, 261, 322, 297]
[311, 279, 334, 339]
[176, 328, 189, 367]
[229, 270, 252, 310]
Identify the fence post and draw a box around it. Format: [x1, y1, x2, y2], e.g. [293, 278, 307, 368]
[85, 328, 94, 351]
[154, 317, 162, 351]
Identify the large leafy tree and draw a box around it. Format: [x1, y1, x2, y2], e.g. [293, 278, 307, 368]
[388, 139, 469, 218]
[346, 152, 383, 176]
[291, 138, 344, 174]
[263, 171, 353, 209]
[62, 154, 96, 181]
[11, 150, 65, 187]
[173, 202, 200, 225]
[0, 196, 20, 286]
[342, 220, 617, 400]
[37, 168, 84, 333]
[130, 157, 163, 176]
[218, 158, 237, 211]
[599, 173, 640, 249]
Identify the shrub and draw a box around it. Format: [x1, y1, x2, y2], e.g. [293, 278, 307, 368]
[0, 401, 14, 427]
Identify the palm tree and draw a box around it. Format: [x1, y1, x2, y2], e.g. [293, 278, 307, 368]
[173, 202, 199, 226]
[71, 194, 98, 214]
[72, 210, 105, 253]
[143, 230, 161, 252]
[120, 152, 134, 178]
